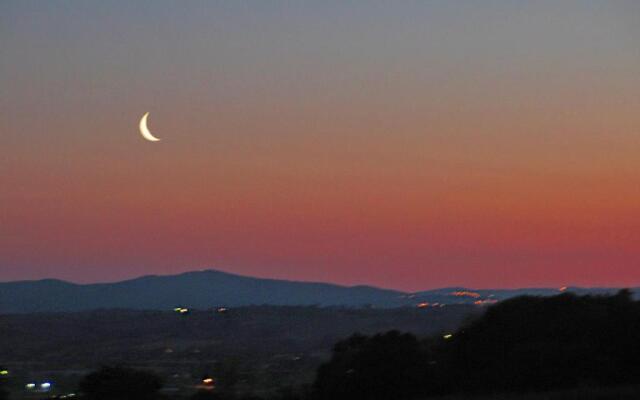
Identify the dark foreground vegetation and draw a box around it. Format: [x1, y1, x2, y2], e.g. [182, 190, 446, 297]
[315, 290, 640, 399]
[2, 291, 640, 399]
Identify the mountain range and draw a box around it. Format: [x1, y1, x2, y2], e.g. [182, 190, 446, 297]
[0, 269, 635, 313]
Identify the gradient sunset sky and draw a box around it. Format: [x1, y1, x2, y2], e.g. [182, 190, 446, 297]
[2, 1, 640, 290]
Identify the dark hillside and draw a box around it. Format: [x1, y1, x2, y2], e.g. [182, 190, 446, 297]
[313, 291, 640, 399]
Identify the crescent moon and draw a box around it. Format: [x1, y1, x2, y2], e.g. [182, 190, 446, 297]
[139, 112, 161, 142]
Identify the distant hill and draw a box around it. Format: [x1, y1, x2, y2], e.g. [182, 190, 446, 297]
[0, 269, 636, 313]
[0, 270, 406, 313]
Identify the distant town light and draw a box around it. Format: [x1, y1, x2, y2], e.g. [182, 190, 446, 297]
[474, 299, 498, 306]
[202, 378, 214, 384]
[443, 334, 453, 339]
[417, 302, 429, 308]
[41, 382, 52, 389]
[26, 383, 36, 389]
[451, 290, 481, 298]
[0, 370, 8, 375]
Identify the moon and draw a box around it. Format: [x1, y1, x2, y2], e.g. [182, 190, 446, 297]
[139, 112, 161, 142]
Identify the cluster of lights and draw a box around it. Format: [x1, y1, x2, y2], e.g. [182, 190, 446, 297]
[173, 306, 231, 315]
[0, 370, 8, 376]
[417, 302, 445, 308]
[451, 291, 481, 298]
[474, 299, 498, 306]
[25, 382, 52, 391]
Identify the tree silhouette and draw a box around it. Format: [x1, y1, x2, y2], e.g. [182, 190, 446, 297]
[312, 291, 640, 398]
[446, 290, 640, 393]
[313, 331, 430, 400]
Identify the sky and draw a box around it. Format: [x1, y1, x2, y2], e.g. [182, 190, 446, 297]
[2, 1, 640, 291]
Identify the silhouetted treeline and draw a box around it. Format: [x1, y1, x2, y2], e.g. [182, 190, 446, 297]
[447, 289, 640, 393]
[313, 290, 640, 399]
[313, 331, 430, 400]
